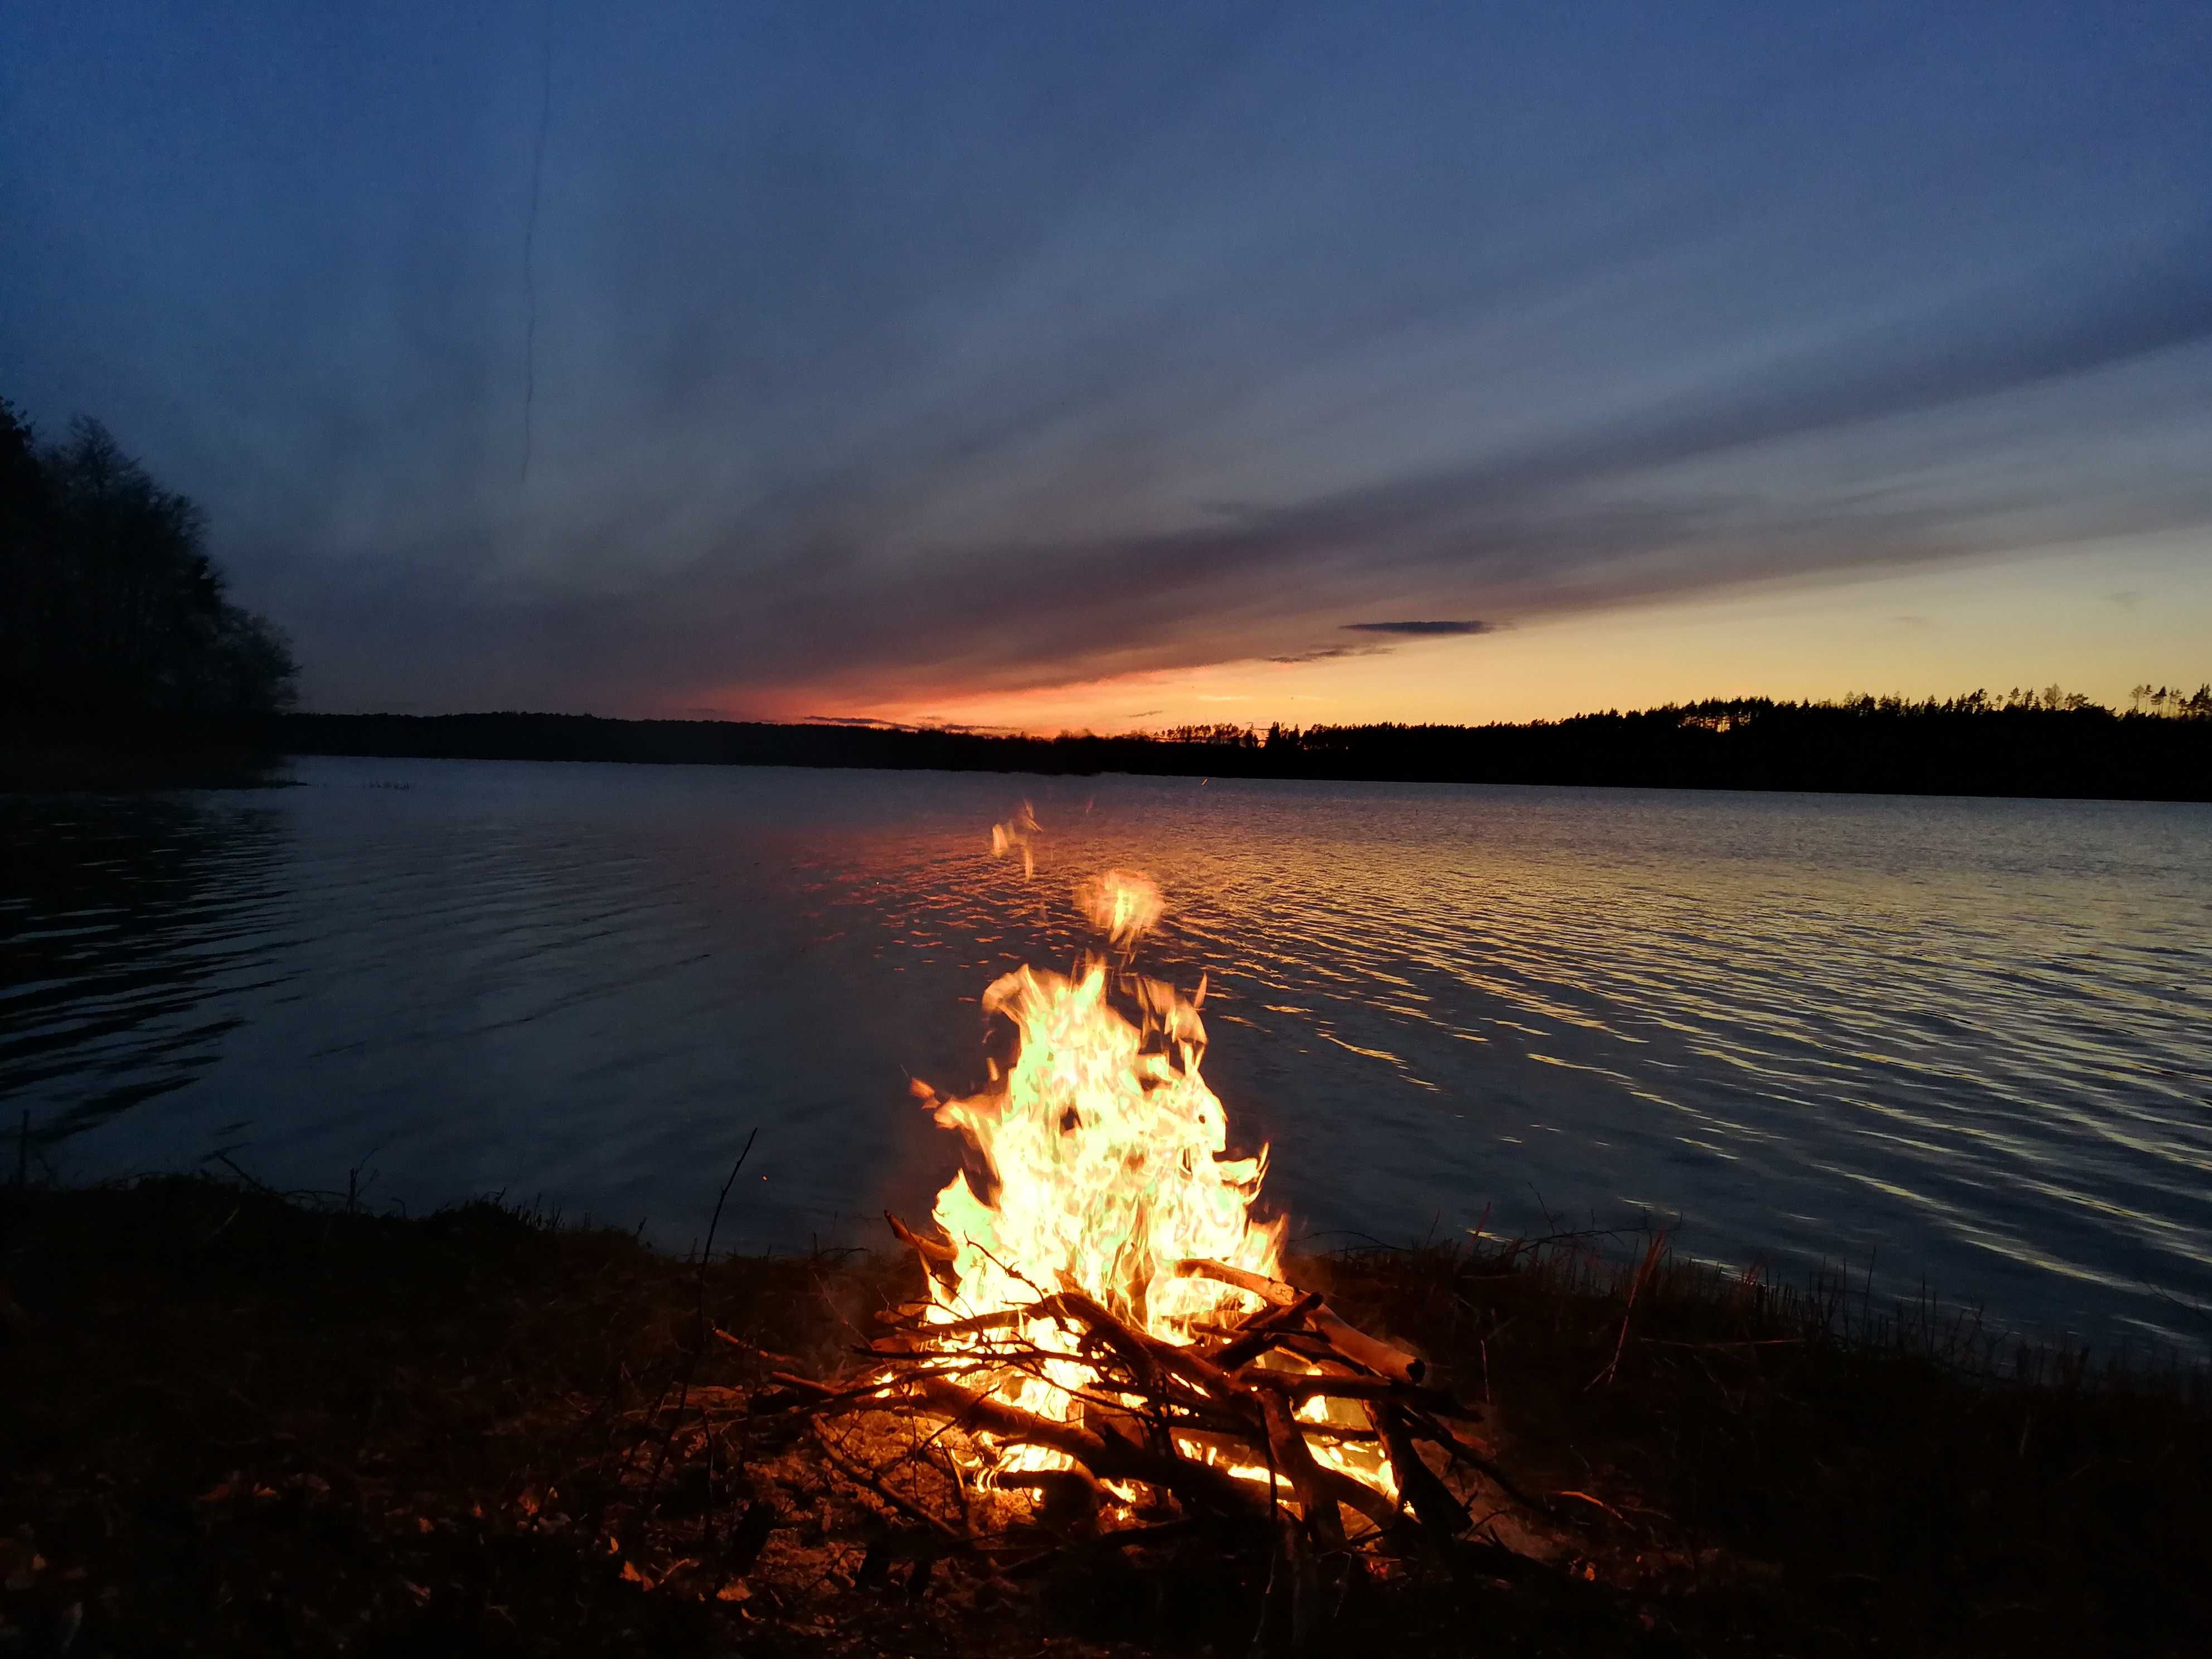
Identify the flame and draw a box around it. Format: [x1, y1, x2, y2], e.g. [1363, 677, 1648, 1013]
[908, 865, 1399, 1514]
[988, 802, 1040, 879]
[1072, 869, 1164, 950]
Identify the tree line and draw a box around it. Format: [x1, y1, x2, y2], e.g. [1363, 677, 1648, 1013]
[284, 689, 2212, 802]
[1, 398, 298, 744]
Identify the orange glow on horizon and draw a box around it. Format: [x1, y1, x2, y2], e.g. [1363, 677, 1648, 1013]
[679, 536, 2211, 737]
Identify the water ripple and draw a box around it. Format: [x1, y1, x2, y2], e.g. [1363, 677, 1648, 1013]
[4, 764, 2209, 1352]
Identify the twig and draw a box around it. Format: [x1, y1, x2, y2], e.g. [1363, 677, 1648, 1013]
[1555, 1488, 1624, 1522]
[644, 1131, 758, 1515]
[810, 1420, 967, 1543]
[1590, 1228, 1668, 1389]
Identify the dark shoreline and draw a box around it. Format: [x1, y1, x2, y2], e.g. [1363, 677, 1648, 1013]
[276, 705, 2212, 803]
[4, 1173, 2205, 1656]
[1, 741, 294, 793]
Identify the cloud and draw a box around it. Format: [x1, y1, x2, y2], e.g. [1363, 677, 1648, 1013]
[6, 4, 2209, 718]
[1340, 620, 1495, 637]
[1267, 644, 1370, 664]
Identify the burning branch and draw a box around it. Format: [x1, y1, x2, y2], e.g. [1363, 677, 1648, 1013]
[752, 863, 1510, 1648]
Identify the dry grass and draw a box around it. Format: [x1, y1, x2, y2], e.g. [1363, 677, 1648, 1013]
[2, 1177, 2205, 1656]
[1312, 1227, 2212, 1653]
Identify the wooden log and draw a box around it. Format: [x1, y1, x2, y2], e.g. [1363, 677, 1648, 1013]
[1376, 1404, 1469, 1540]
[1176, 1259, 1425, 1385]
[1400, 1409, 1546, 1516]
[1210, 1291, 1324, 1371]
[1308, 1307, 1424, 1386]
[711, 1328, 802, 1366]
[900, 1304, 1029, 1340]
[1306, 1462, 1403, 1536]
[1029, 1289, 1258, 1414]
[1241, 1372, 1477, 1420]
[908, 1376, 1267, 1521]
[1243, 1372, 1401, 1403]
[1257, 1391, 1345, 1553]
[1175, 1257, 1301, 1307]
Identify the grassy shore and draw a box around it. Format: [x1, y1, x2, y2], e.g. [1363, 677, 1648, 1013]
[2, 1176, 2205, 1657]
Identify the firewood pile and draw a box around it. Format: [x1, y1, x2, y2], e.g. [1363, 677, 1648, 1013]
[742, 1215, 1511, 1652]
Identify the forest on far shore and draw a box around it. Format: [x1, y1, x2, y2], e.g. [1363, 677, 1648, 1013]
[284, 687, 2212, 803]
[6, 394, 2206, 801]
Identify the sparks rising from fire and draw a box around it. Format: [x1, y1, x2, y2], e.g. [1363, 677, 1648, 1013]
[905, 861, 1403, 1512]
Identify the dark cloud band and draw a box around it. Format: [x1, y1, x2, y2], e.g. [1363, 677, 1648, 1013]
[1341, 620, 1495, 637]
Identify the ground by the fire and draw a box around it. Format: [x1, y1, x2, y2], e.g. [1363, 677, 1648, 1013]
[3, 1173, 2206, 1657]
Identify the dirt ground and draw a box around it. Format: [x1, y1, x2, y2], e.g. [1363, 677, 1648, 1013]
[3, 1177, 2205, 1656]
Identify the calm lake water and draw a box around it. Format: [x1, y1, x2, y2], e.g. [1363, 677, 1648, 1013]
[6, 757, 2210, 1354]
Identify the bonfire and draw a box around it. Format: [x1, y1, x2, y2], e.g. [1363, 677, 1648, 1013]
[765, 840, 1496, 1649]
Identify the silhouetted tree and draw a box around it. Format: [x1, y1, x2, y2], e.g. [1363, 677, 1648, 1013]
[0, 402, 296, 743]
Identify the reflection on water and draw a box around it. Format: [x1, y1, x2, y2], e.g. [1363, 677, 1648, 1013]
[2, 795, 294, 1141]
[4, 758, 2210, 1354]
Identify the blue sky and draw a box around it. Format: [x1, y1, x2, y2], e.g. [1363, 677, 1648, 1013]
[5, 1, 2208, 725]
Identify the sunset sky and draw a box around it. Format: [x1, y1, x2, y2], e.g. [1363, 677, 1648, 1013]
[4, 2, 2208, 732]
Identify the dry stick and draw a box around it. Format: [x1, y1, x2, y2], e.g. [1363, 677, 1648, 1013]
[1554, 1489, 1624, 1523]
[698, 1131, 758, 1551]
[644, 1132, 759, 1518]
[882, 1304, 1026, 1341]
[1590, 1226, 1668, 1389]
[874, 1297, 1259, 1434]
[1304, 1463, 1401, 1536]
[1240, 1371, 1464, 1410]
[737, 1366, 991, 1433]
[1054, 1288, 1251, 1402]
[1177, 1258, 1425, 1385]
[1376, 1404, 1469, 1540]
[906, 1376, 1267, 1521]
[1400, 1409, 1548, 1519]
[1176, 1257, 1301, 1307]
[1255, 1391, 1346, 1553]
[1210, 1291, 1324, 1371]
[712, 1328, 802, 1366]
[810, 1419, 967, 1544]
[874, 1403, 978, 1535]
[1308, 1307, 1424, 1386]
[1250, 1386, 1316, 1659]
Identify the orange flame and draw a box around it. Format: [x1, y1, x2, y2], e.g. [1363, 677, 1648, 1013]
[1072, 869, 1165, 950]
[910, 865, 1398, 1508]
[988, 802, 1040, 879]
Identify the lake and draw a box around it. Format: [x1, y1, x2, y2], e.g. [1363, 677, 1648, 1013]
[5, 756, 2210, 1354]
